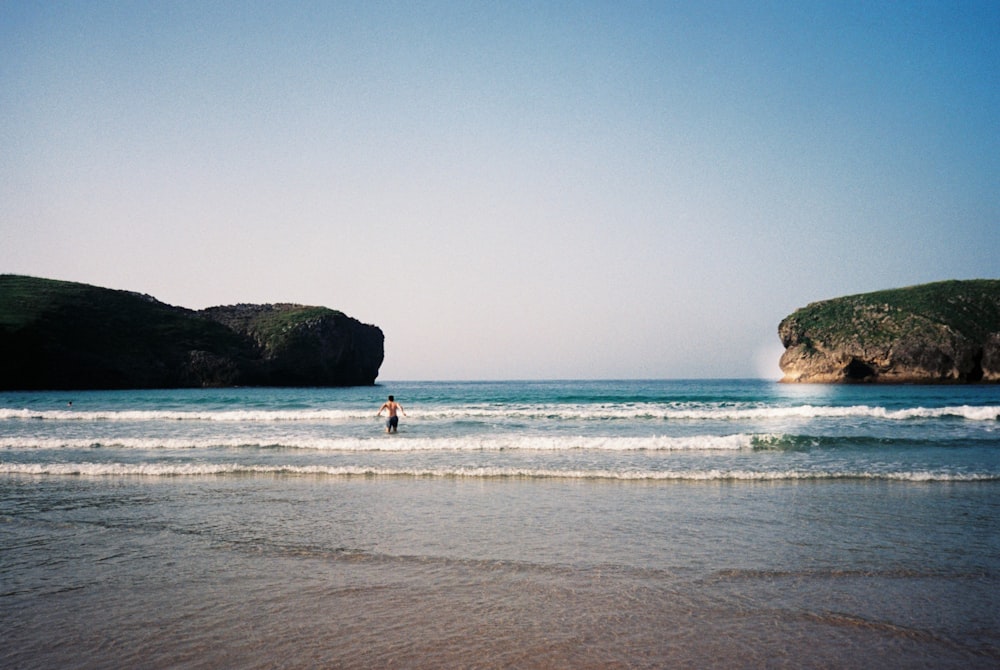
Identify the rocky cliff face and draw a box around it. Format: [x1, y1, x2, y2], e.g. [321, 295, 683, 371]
[778, 280, 1000, 383]
[200, 304, 384, 386]
[0, 275, 383, 389]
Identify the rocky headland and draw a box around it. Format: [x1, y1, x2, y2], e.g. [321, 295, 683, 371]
[778, 279, 1000, 383]
[0, 275, 384, 389]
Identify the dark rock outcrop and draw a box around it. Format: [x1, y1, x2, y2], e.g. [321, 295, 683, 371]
[778, 279, 1000, 383]
[0, 275, 383, 389]
[200, 303, 384, 387]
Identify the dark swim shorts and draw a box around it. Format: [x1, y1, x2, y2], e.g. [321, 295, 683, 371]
[387, 416, 399, 429]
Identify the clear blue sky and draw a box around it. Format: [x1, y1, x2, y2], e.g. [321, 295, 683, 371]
[2, 1, 997, 380]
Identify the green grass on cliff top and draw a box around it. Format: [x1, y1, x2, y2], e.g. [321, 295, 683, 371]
[245, 305, 344, 343]
[0, 274, 249, 353]
[1, 275, 351, 348]
[252, 305, 338, 326]
[0, 275, 96, 329]
[788, 279, 1000, 342]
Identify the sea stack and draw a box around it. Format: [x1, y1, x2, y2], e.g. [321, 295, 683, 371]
[778, 279, 1000, 383]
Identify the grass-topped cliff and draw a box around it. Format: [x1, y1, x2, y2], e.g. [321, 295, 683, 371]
[778, 279, 1000, 383]
[0, 275, 383, 389]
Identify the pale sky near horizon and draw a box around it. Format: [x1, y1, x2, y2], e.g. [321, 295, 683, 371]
[2, 1, 998, 381]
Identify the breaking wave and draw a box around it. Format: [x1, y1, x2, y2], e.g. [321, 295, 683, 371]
[1, 462, 995, 481]
[0, 433, 756, 452]
[1, 404, 998, 422]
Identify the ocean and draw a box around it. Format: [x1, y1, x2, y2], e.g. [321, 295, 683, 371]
[1, 379, 998, 668]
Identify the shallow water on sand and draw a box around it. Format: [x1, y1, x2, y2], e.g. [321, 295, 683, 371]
[3, 475, 998, 668]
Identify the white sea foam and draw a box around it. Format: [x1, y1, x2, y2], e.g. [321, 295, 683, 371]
[0, 461, 994, 481]
[0, 433, 756, 452]
[2, 404, 996, 422]
[0, 408, 363, 422]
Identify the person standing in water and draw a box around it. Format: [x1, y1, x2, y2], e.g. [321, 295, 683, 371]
[377, 395, 406, 433]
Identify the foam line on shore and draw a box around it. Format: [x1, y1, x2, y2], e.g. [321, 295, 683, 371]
[0, 433, 757, 451]
[1, 462, 995, 481]
[2, 404, 998, 422]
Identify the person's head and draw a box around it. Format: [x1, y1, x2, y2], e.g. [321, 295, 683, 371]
[388, 395, 394, 401]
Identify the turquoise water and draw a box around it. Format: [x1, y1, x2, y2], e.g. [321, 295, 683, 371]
[2, 380, 998, 667]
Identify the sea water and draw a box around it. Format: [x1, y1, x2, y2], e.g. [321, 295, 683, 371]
[1, 380, 998, 668]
